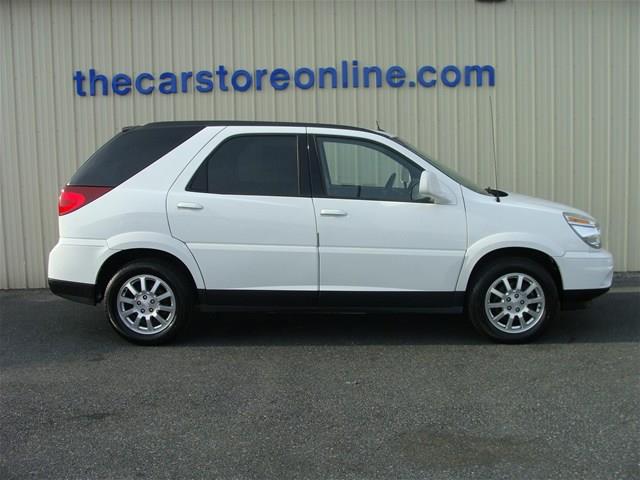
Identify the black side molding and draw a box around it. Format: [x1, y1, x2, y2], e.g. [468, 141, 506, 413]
[48, 279, 96, 305]
[197, 290, 317, 309]
[196, 289, 464, 313]
[561, 287, 610, 310]
[320, 291, 464, 308]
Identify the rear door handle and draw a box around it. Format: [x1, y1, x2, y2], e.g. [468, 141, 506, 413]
[177, 202, 204, 210]
[320, 209, 348, 217]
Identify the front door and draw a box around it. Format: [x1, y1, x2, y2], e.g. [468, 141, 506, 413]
[308, 129, 467, 307]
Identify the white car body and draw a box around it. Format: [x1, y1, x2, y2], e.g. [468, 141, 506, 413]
[48, 121, 613, 342]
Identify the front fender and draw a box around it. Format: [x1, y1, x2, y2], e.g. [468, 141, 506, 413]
[106, 232, 206, 289]
[455, 233, 565, 291]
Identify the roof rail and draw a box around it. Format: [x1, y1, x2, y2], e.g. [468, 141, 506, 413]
[141, 120, 387, 136]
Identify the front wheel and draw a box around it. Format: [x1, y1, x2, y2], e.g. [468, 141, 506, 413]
[466, 257, 559, 343]
[104, 260, 193, 345]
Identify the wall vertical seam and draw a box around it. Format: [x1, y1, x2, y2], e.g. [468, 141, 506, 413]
[413, 0, 418, 145]
[587, 1, 594, 211]
[453, 0, 459, 171]
[550, 1, 556, 200]
[473, 2, 476, 182]
[569, 3, 575, 206]
[109, 0, 116, 133]
[511, 1, 517, 189]
[46, 0, 61, 281]
[191, 0, 197, 119]
[606, 0, 612, 248]
[624, 0, 635, 269]
[433, 0, 439, 159]
[29, 0, 46, 287]
[129, 0, 136, 122]
[531, 2, 536, 195]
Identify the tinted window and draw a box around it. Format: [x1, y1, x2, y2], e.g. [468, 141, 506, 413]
[316, 136, 422, 202]
[69, 126, 203, 187]
[189, 135, 300, 197]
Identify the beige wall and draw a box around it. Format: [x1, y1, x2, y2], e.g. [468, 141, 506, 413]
[1, 0, 638, 289]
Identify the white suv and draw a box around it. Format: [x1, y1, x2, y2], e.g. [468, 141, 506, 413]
[48, 122, 613, 344]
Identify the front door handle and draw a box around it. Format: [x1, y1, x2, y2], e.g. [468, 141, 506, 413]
[177, 202, 204, 210]
[320, 209, 348, 217]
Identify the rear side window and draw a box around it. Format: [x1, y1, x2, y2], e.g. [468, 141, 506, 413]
[188, 135, 300, 197]
[69, 126, 203, 187]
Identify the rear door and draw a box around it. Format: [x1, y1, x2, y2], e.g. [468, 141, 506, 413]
[167, 126, 318, 305]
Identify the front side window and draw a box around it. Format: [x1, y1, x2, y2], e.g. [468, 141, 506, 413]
[315, 136, 422, 202]
[189, 135, 300, 196]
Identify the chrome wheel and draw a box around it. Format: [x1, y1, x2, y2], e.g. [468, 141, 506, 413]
[484, 272, 545, 334]
[117, 274, 176, 335]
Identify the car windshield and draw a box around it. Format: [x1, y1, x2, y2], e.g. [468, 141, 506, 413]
[392, 137, 490, 196]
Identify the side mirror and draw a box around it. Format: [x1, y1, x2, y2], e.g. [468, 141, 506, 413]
[416, 170, 455, 204]
[418, 170, 433, 197]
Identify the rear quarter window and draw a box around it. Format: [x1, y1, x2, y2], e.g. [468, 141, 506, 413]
[68, 126, 203, 187]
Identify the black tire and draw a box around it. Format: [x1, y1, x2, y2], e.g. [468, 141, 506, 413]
[104, 259, 193, 345]
[466, 257, 559, 343]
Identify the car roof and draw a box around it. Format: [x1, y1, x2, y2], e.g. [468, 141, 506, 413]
[138, 120, 394, 137]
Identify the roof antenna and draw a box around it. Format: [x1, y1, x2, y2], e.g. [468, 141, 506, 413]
[488, 95, 500, 203]
[376, 120, 385, 132]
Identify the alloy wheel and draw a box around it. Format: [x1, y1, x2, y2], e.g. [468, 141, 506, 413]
[484, 272, 545, 333]
[116, 274, 177, 335]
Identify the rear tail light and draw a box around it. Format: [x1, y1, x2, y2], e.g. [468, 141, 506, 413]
[58, 186, 112, 216]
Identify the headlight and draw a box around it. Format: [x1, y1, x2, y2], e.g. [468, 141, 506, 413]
[563, 212, 601, 248]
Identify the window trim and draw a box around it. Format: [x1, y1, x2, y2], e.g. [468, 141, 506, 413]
[309, 134, 424, 203]
[186, 133, 311, 198]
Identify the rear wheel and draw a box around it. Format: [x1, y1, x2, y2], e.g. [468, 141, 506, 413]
[466, 257, 559, 343]
[105, 260, 193, 345]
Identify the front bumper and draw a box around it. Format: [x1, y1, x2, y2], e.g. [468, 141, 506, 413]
[554, 249, 614, 290]
[555, 248, 613, 308]
[560, 287, 610, 309]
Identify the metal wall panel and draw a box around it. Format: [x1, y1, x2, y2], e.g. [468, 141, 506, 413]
[0, 0, 638, 289]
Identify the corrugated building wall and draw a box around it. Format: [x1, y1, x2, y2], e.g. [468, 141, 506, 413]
[0, 0, 638, 289]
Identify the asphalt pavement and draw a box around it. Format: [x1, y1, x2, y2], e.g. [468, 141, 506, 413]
[1, 288, 638, 480]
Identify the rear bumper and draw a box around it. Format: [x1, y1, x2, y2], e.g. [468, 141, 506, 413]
[48, 238, 111, 285]
[47, 238, 110, 305]
[48, 279, 96, 305]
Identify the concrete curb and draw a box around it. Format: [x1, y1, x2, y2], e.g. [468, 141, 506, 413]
[612, 271, 640, 288]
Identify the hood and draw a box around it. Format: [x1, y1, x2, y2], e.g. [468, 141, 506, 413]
[501, 192, 593, 219]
